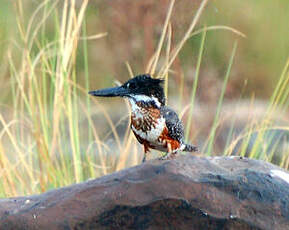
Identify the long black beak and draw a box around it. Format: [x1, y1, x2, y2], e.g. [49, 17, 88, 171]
[89, 86, 130, 97]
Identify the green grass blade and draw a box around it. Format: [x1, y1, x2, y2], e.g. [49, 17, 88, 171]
[206, 41, 238, 155]
[185, 28, 206, 141]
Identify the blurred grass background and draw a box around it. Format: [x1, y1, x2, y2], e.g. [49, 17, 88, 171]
[0, 0, 288, 197]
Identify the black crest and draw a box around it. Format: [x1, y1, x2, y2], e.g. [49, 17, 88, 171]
[123, 74, 165, 105]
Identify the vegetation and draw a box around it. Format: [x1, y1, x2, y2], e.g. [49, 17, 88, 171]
[0, 0, 288, 197]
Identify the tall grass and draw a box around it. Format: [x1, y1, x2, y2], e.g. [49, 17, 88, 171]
[225, 57, 289, 168]
[0, 0, 108, 196]
[0, 0, 288, 198]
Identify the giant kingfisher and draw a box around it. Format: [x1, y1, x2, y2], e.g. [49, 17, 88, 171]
[89, 74, 198, 162]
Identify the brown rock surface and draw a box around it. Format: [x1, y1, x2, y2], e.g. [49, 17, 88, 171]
[0, 155, 289, 230]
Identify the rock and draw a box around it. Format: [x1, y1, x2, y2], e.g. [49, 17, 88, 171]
[0, 155, 288, 230]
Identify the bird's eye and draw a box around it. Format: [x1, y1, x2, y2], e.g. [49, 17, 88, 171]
[128, 82, 136, 89]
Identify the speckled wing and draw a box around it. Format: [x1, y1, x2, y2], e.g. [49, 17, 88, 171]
[160, 106, 184, 143]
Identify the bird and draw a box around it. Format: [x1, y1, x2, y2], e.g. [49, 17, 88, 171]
[89, 74, 198, 162]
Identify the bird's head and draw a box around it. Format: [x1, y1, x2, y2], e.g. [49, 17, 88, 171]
[89, 74, 165, 107]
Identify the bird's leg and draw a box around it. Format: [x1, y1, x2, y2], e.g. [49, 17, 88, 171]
[142, 143, 150, 163]
[167, 150, 178, 160]
[159, 143, 178, 160]
[159, 152, 169, 160]
[158, 142, 171, 160]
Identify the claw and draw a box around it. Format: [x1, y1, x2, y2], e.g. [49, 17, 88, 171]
[158, 152, 169, 160]
[158, 156, 168, 161]
[158, 152, 178, 160]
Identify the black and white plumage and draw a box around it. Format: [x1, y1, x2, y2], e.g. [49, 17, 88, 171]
[160, 107, 196, 152]
[89, 74, 198, 162]
[161, 107, 184, 144]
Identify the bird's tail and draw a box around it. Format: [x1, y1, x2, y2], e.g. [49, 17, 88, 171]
[183, 143, 198, 152]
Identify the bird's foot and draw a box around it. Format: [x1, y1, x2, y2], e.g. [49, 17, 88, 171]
[158, 152, 177, 160]
[158, 155, 168, 161]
